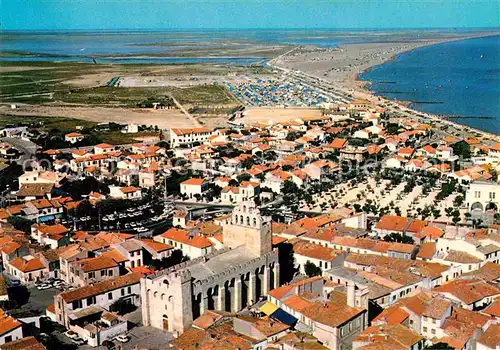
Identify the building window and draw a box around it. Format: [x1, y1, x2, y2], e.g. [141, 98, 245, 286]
[108, 293, 112, 300]
[4, 336, 12, 343]
[89, 272, 95, 279]
[101, 270, 106, 276]
[108, 270, 113, 276]
[72, 300, 83, 309]
[128, 287, 132, 294]
[87, 296, 95, 305]
[431, 329, 436, 335]
[121, 289, 125, 296]
[423, 327, 427, 332]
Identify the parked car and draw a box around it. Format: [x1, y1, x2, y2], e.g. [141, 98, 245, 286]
[10, 279, 21, 287]
[71, 337, 86, 345]
[64, 330, 79, 340]
[115, 334, 129, 343]
[36, 283, 52, 290]
[53, 280, 65, 287]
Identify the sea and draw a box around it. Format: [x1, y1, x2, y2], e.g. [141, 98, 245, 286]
[359, 35, 500, 134]
[1, 30, 499, 133]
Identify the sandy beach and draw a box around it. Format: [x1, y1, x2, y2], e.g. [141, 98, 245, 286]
[273, 32, 500, 140]
[0, 105, 195, 130]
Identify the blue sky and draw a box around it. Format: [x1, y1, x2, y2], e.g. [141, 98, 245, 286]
[2, 0, 499, 30]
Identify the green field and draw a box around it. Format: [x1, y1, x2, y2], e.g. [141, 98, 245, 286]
[0, 61, 249, 106]
[0, 115, 96, 131]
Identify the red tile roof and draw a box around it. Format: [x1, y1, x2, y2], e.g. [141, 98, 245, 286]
[77, 256, 118, 273]
[0, 309, 21, 337]
[478, 323, 500, 349]
[9, 257, 46, 273]
[293, 240, 340, 261]
[60, 272, 141, 303]
[181, 178, 206, 186]
[433, 279, 500, 305]
[161, 228, 213, 249]
[375, 216, 409, 232]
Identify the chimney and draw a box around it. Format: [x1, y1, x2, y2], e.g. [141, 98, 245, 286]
[347, 280, 355, 307]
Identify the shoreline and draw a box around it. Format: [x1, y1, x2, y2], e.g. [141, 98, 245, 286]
[354, 36, 500, 139]
[274, 32, 500, 139]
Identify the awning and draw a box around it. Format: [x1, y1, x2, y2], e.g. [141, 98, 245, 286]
[270, 308, 297, 326]
[68, 306, 103, 321]
[295, 322, 312, 333]
[39, 215, 55, 222]
[259, 302, 279, 316]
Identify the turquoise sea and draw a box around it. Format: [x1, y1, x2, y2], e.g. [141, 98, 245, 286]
[359, 36, 500, 134]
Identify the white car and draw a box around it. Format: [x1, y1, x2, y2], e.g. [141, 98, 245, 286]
[71, 337, 86, 345]
[115, 334, 129, 343]
[36, 283, 51, 290]
[65, 330, 79, 340]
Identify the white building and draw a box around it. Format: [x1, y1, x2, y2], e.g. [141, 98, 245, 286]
[0, 309, 23, 345]
[64, 132, 84, 144]
[169, 128, 213, 148]
[154, 228, 215, 259]
[466, 181, 500, 212]
[54, 273, 141, 328]
[221, 181, 260, 204]
[109, 186, 142, 200]
[180, 178, 208, 200]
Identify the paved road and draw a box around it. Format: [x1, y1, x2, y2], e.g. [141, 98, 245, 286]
[80, 326, 173, 350]
[168, 94, 201, 128]
[0, 137, 38, 167]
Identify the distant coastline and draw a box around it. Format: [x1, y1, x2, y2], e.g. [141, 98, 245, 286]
[273, 30, 500, 139]
[356, 35, 500, 136]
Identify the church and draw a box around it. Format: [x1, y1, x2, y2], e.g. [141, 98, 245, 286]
[140, 201, 280, 336]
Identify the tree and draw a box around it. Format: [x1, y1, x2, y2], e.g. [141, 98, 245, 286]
[7, 216, 33, 234]
[151, 250, 189, 270]
[264, 151, 277, 161]
[278, 242, 296, 285]
[228, 179, 239, 187]
[452, 141, 471, 159]
[109, 298, 137, 315]
[237, 173, 251, 183]
[241, 158, 254, 170]
[304, 261, 322, 277]
[424, 342, 453, 350]
[386, 123, 400, 135]
[432, 207, 441, 221]
[437, 180, 457, 201]
[383, 232, 414, 244]
[282, 180, 299, 196]
[62, 176, 110, 200]
[282, 164, 293, 171]
[453, 195, 464, 207]
[286, 131, 302, 141]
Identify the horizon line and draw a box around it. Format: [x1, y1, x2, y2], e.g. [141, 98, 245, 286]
[2, 27, 500, 32]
